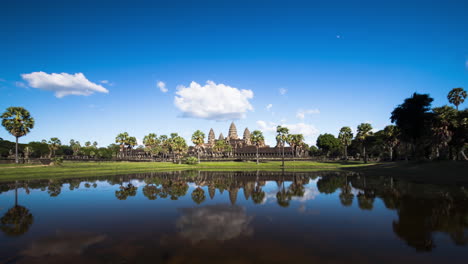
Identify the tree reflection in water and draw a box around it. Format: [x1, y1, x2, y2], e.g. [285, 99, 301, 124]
[0, 171, 467, 252]
[0, 181, 33, 237]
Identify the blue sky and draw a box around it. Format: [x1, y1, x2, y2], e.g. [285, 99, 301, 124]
[1, 0, 467, 147]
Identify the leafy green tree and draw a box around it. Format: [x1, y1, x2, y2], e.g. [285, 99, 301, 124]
[250, 130, 265, 164]
[276, 126, 289, 166]
[191, 130, 205, 164]
[1, 107, 35, 163]
[92, 141, 98, 148]
[309, 145, 320, 156]
[213, 140, 232, 154]
[447, 87, 467, 110]
[391, 93, 433, 159]
[47, 137, 62, 157]
[316, 133, 341, 157]
[338, 127, 353, 159]
[382, 125, 400, 161]
[356, 123, 373, 163]
[85, 141, 91, 147]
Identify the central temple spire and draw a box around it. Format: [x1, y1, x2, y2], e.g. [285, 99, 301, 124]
[228, 122, 238, 139]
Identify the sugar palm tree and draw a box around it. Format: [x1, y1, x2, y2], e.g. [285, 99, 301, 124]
[276, 126, 289, 167]
[1, 107, 35, 163]
[250, 130, 264, 164]
[338, 127, 353, 160]
[382, 125, 400, 161]
[115, 132, 129, 155]
[191, 130, 205, 164]
[71, 141, 81, 156]
[23, 146, 33, 161]
[288, 134, 305, 158]
[143, 133, 161, 156]
[47, 137, 62, 157]
[356, 123, 373, 163]
[447, 87, 467, 111]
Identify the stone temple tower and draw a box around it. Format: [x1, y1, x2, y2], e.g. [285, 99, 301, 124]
[228, 122, 238, 140]
[208, 128, 215, 146]
[218, 133, 225, 141]
[243, 128, 251, 145]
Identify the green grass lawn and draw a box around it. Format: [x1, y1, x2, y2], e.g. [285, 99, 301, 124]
[0, 160, 373, 181]
[1, 160, 466, 183]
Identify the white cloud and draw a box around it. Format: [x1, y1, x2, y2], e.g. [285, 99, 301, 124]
[15, 81, 27, 88]
[157, 81, 168, 93]
[100, 80, 109, 84]
[296, 109, 320, 120]
[279, 88, 287, 95]
[21, 72, 109, 98]
[266, 104, 273, 111]
[174, 80, 254, 121]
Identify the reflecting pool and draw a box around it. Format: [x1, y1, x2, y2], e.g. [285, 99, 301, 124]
[0, 171, 467, 263]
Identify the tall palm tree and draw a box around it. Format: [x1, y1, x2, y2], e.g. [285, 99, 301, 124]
[447, 87, 467, 111]
[382, 125, 400, 161]
[191, 130, 205, 164]
[276, 126, 289, 167]
[1, 107, 35, 163]
[47, 137, 61, 158]
[356, 123, 373, 163]
[338, 126, 353, 160]
[71, 141, 81, 156]
[115, 132, 129, 155]
[287, 134, 305, 158]
[250, 130, 264, 165]
[143, 133, 161, 156]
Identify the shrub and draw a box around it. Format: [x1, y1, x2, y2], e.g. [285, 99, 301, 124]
[184, 156, 199, 165]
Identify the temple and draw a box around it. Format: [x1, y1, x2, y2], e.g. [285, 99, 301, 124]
[205, 122, 267, 149]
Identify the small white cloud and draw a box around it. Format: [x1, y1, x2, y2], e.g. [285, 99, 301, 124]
[15, 81, 27, 88]
[266, 104, 273, 111]
[100, 80, 109, 84]
[157, 81, 168, 93]
[256, 120, 277, 133]
[174, 80, 254, 121]
[21, 72, 109, 98]
[279, 88, 287, 95]
[296, 109, 320, 120]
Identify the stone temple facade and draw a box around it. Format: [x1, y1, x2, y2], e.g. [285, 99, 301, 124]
[206, 122, 266, 149]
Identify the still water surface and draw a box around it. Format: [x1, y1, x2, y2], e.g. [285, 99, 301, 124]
[0, 171, 467, 263]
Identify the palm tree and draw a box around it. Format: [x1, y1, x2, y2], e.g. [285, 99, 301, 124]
[338, 127, 353, 160]
[1, 107, 35, 163]
[71, 141, 81, 156]
[169, 133, 187, 164]
[85, 141, 91, 147]
[47, 137, 62, 157]
[191, 187, 206, 205]
[143, 133, 161, 156]
[356, 123, 373, 163]
[287, 134, 305, 158]
[250, 130, 264, 165]
[23, 146, 33, 161]
[191, 130, 205, 164]
[92, 141, 98, 148]
[115, 132, 129, 155]
[447, 87, 467, 111]
[276, 126, 289, 167]
[382, 125, 400, 161]
[0, 182, 34, 237]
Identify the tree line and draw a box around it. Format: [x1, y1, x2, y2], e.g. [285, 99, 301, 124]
[1, 87, 466, 163]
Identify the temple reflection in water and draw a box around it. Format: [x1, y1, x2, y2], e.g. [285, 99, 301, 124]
[0, 170, 467, 260]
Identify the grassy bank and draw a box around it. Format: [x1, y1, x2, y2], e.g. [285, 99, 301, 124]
[0, 160, 466, 183]
[347, 160, 468, 184]
[0, 161, 372, 181]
